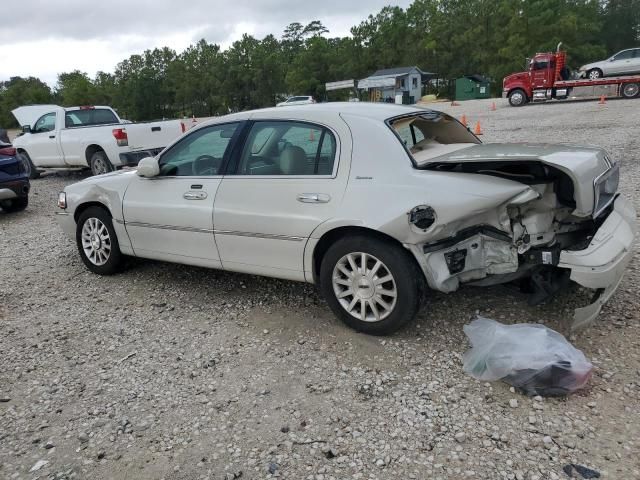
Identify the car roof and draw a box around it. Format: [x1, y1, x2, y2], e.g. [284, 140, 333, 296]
[202, 102, 430, 126]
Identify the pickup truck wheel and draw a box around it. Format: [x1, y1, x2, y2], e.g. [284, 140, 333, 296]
[1, 197, 28, 213]
[587, 68, 602, 80]
[18, 152, 40, 179]
[76, 207, 123, 275]
[90, 151, 113, 176]
[508, 89, 528, 107]
[319, 235, 425, 335]
[621, 82, 639, 98]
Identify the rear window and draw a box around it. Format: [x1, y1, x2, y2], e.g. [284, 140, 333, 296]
[389, 112, 481, 166]
[65, 109, 119, 128]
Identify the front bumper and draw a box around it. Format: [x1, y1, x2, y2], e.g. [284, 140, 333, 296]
[559, 196, 637, 329]
[502, 89, 509, 99]
[56, 211, 76, 239]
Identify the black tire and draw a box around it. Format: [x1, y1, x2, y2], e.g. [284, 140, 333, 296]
[587, 68, 602, 80]
[0, 197, 28, 213]
[508, 89, 528, 107]
[18, 152, 40, 179]
[76, 206, 123, 275]
[90, 151, 113, 176]
[621, 82, 640, 99]
[319, 235, 425, 335]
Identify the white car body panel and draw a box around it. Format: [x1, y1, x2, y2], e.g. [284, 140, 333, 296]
[57, 103, 637, 329]
[12, 105, 184, 170]
[579, 48, 640, 77]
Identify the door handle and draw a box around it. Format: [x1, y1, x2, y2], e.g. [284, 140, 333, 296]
[183, 191, 208, 200]
[49, 135, 55, 139]
[297, 193, 330, 203]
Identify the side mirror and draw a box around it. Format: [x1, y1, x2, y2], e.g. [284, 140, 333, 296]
[22, 125, 31, 134]
[136, 157, 160, 177]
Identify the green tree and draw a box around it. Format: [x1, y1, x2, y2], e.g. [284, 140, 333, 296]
[0, 77, 53, 128]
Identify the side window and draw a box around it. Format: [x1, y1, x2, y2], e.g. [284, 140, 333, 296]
[237, 121, 337, 176]
[613, 50, 633, 61]
[158, 122, 239, 176]
[532, 60, 549, 71]
[33, 113, 56, 133]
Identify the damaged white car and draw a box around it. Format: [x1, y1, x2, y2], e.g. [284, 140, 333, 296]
[56, 103, 637, 335]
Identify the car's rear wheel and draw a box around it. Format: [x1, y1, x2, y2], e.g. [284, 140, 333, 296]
[508, 89, 528, 107]
[17, 152, 40, 179]
[320, 235, 424, 335]
[587, 68, 602, 80]
[76, 207, 123, 275]
[90, 151, 113, 176]
[621, 82, 639, 99]
[0, 197, 28, 213]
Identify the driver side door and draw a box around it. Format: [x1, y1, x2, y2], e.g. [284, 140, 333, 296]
[122, 122, 242, 268]
[27, 111, 65, 167]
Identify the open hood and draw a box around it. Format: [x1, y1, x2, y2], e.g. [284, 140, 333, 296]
[11, 105, 60, 127]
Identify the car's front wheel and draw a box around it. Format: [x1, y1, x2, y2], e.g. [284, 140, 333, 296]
[320, 235, 425, 335]
[76, 207, 123, 275]
[587, 68, 603, 80]
[508, 89, 528, 107]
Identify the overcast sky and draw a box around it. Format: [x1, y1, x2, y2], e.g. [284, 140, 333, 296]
[2, 0, 412, 86]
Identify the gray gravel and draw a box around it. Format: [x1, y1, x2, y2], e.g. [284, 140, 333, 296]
[1, 97, 640, 480]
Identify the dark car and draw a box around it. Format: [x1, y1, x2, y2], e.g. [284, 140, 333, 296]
[0, 143, 30, 213]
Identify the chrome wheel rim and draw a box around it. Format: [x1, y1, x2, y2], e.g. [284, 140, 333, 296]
[588, 70, 601, 80]
[332, 252, 397, 323]
[623, 83, 639, 97]
[510, 92, 524, 105]
[93, 156, 109, 175]
[81, 217, 111, 266]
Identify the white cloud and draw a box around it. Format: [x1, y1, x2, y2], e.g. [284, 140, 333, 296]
[1, 0, 412, 85]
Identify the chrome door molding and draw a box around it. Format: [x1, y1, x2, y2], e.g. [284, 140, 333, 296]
[213, 230, 305, 242]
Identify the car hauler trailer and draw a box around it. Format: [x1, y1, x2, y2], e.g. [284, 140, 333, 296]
[503, 45, 640, 107]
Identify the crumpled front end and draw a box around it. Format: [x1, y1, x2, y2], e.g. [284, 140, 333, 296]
[559, 196, 637, 329]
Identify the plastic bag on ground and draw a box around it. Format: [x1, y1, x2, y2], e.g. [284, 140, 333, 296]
[463, 317, 593, 396]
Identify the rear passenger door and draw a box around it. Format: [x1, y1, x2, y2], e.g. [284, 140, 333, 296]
[213, 120, 347, 281]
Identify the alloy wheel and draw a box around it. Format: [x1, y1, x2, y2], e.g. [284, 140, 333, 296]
[81, 217, 112, 266]
[332, 252, 397, 322]
[623, 83, 639, 98]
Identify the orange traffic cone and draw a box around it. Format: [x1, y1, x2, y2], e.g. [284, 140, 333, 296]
[473, 121, 483, 135]
[460, 114, 468, 127]
[490, 101, 497, 111]
[309, 129, 315, 141]
[598, 95, 606, 105]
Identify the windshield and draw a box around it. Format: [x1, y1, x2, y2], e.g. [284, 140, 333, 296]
[389, 111, 480, 165]
[65, 108, 119, 128]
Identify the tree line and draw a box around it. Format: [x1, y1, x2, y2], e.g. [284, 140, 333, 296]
[1, 0, 638, 126]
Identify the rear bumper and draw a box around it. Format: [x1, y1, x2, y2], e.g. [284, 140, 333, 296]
[559, 196, 637, 329]
[118, 148, 164, 167]
[0, 179, 29, 200]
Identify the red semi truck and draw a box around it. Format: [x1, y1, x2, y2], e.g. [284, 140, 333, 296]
[502, 46, 640, 106]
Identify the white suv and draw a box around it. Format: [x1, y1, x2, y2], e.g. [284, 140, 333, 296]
[276, 96, 316, 107]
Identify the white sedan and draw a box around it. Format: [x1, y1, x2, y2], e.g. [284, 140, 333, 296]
[56, 103, 636, 335]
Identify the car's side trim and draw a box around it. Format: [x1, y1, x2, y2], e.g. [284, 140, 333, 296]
[213, 230, 305, 242]
[124, 220, 213, 234]
[119, 219, 304, 241]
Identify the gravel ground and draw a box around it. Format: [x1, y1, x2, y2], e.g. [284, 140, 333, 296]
[1, 97, 639, 480]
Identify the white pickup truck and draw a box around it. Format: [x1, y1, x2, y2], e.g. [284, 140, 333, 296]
[12, 105, 186, 178]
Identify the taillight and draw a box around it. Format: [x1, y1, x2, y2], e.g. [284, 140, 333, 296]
[112, 128, 128, 147]
[0, 146, 17, 156]
[79, 105, 95, 110]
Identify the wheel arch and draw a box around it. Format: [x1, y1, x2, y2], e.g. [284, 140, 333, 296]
[310, 225, 425, 285]
[85, 144, 106, 164]
[73, 201, 113, 223]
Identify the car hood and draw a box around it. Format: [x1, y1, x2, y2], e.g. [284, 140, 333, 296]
[420, 142, 613, 217]
[579, 60, 605, 71]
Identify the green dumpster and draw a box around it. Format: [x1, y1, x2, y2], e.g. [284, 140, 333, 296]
[455, 75, 491, 101]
